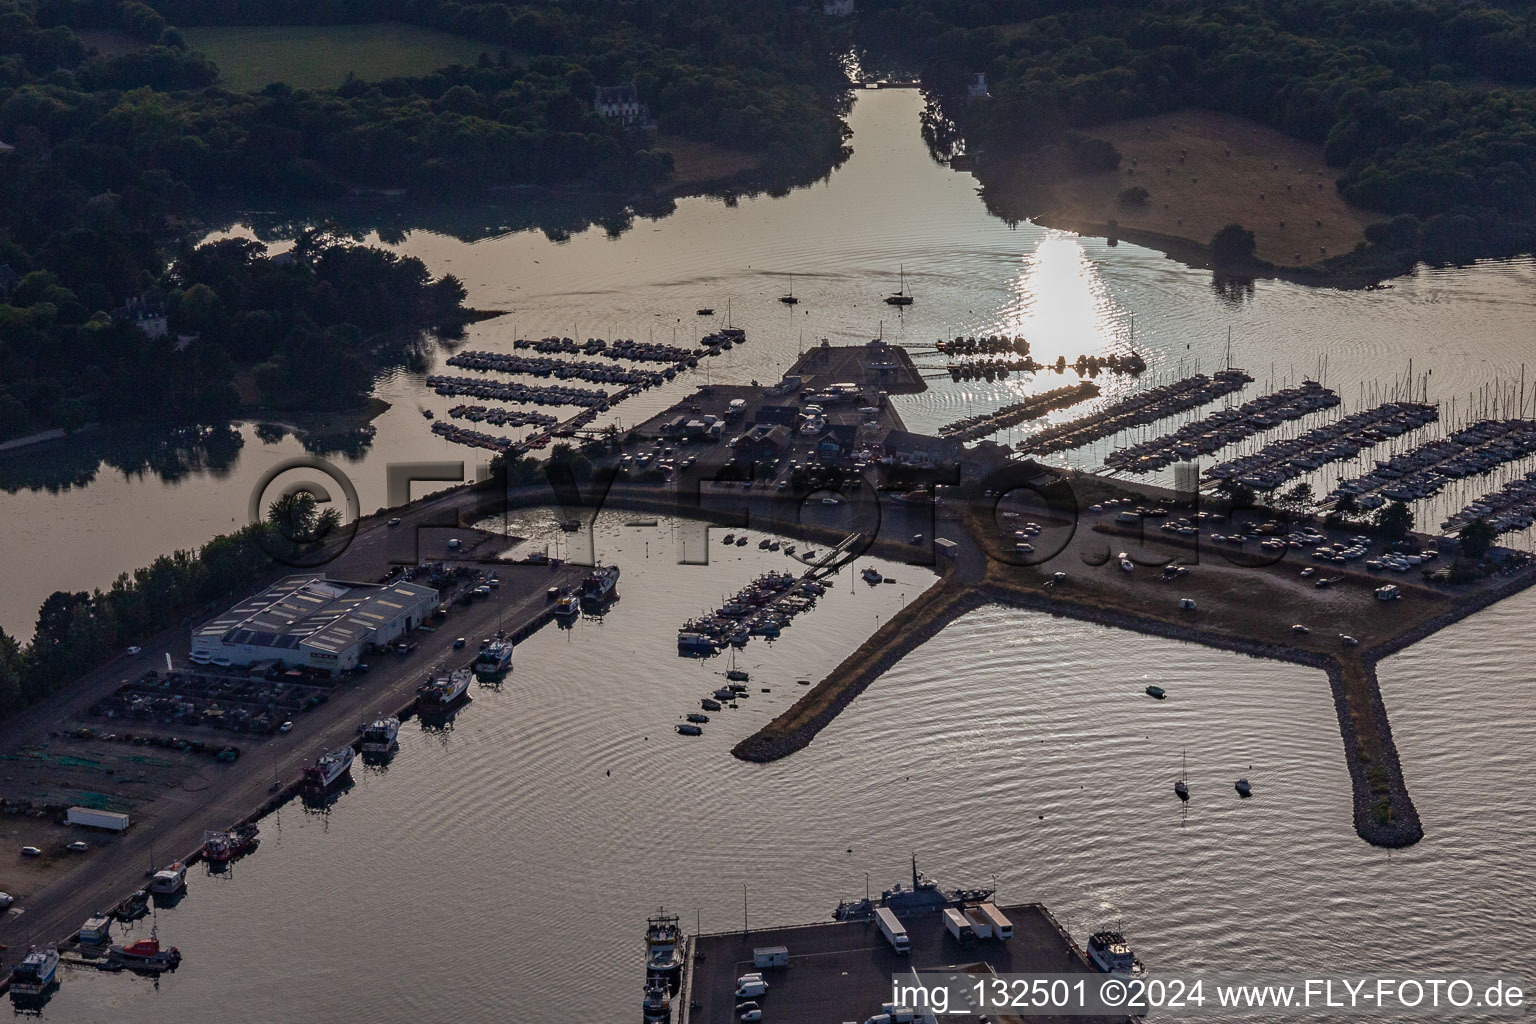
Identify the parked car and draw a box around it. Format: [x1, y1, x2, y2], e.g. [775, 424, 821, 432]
[387, 517, 401, 526]
[279, 721, 294, 734]
[21, 846, 42, 858]
[453, 637, 467, 649]
[0, 891, 13, 909]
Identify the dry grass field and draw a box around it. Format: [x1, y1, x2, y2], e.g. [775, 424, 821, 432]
[655, 135, 763, 187]
[996, 109, 1382, 267]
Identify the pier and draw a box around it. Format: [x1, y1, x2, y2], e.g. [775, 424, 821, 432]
[682, 903, 1128, 1024]
[0, 528, 586, 957]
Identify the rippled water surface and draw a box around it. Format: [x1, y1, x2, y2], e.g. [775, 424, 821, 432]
[3, 88, 1536, 633]
[6, 87, 1536, 1022]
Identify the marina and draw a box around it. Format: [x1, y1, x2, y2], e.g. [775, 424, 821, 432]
[5, 85, 1536, 1024]
[1012, 369, 1254, 457]
[1205, 400, 1440, 491]
[1102, 379, 1341, 473]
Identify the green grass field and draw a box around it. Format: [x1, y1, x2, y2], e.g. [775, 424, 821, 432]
[181, 23, 493, 92]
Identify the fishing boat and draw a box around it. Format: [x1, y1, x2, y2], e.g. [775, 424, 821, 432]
[1235, 778, 1252, 797]
[1174, 749, 1189, 801]
[553, 592, 580, 619]
[108, 928, 182, 972]
[645, 910, 683, 989]
[360, 717, 401, 754]
[678, 632, 717, 654]
[1087, 931, 1145, 976]
[579, 564, 620, 607]
[419, 666, 474, 707]
[8, 946, 60, 995]
[302, 745, 355, 792]
[885, 265, 914, 306]
[1145, 685, 1166, 700]
[202, 822, 258, 863]
[113, 889, 150, 921]
[473, 640, 513, 676]
[675, 722, 702, 736]
[149, 860, 187, 895]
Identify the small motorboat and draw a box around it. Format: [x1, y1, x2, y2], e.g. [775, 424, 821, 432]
[114, 889, 150, 921]
[768, 541, 781, 551]
[696, 308, 715, 316]
[1145, 685, 1166, 700]
[783, 544, 796, 555]
[736, 537, 748, 547]
[686, 713, 710, 724]
[1235, 778, 1252, 797]
[727, 682, 750, 693]
[675, 723, 703, 736]
[722, 534, 735, 545]
[759, 539, 772, 549]
[422, 409, 434, 419]
[701, 698, 722, 711]
[713, 688, 736, 701]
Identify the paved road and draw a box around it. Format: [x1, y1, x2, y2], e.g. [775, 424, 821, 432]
[0, 481, 580, 957]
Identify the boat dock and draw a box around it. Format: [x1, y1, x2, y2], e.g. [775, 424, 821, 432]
[681, 903, 1129, 1024]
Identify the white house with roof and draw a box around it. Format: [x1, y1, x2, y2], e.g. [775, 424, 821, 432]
[594, 84, 647, 126]
[191, 574, 438, 675]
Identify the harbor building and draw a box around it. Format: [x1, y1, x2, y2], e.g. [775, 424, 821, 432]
[190, 574, 439, 675]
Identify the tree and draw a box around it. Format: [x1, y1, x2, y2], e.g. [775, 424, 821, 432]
[1458, 517, 1498, 559]
[1376, 500, 1414, 542]
[1118, 186, 1150, 207]
[1211, 224, 1256, 265]
[1279, 481, 1314, 509]
[266, 490, 342, 544]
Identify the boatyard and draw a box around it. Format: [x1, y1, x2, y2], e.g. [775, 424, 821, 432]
[0, 510, 586, 965]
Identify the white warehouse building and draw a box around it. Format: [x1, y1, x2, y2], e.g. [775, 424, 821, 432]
[191, 574, 439, 675]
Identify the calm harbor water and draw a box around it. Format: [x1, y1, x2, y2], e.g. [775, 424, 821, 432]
[6, 87, 1536, 1020]
[3, 88, 1536, 635]
[30, 515, 1536, 1022]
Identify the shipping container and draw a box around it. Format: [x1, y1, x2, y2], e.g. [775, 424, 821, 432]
[753, 946, 789, 968]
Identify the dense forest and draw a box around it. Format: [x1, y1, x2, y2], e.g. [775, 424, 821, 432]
[0, 0, 854, 441]
[862, 0, 1536, 275]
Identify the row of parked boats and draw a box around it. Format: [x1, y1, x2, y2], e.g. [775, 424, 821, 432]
[426, 373, 611, 408]
[1104, 380, 1341, 473]
[677, 569, 827, 654]
[944, 351, 1146, 382]
[933, 334, 1032, 355]
[1014, 368, 1253, 456]
[939, 380, 1101, 442]
[431, 420, 518, 453]
[1442, 467, 1536, 536]
[446, 404, 558, 428]
[1205, 400, 1439, 491]
[446, 349, 676, 387]
[1328, 418, 1536, 507]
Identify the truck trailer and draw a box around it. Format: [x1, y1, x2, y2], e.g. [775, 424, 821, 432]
[875, 906, 910, 954]
[943, 907, 976, 944]
[65, 807, 130, 832]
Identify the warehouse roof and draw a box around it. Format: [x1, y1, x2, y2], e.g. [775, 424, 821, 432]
[195, 574, 437, 655]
